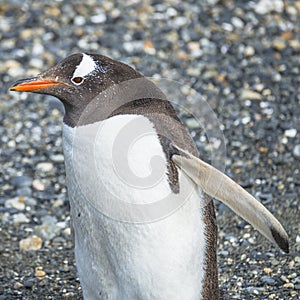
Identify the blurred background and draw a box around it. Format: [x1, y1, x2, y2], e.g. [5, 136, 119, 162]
[0, 0, 299, 299]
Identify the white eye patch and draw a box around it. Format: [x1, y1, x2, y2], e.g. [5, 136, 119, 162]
[72, 53, 97, 79]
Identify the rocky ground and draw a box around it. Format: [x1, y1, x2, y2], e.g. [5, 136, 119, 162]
[0, 0, 299, 299]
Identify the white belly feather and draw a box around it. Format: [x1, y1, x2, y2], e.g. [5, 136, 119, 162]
[62, 115, 207, 300]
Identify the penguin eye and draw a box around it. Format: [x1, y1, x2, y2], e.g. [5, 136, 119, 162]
[71, 77, 84, 85]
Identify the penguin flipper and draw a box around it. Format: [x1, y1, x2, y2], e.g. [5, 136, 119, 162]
[171, 146, 289, 253]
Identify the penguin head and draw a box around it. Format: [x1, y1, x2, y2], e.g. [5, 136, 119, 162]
[10, 53, 142, 112]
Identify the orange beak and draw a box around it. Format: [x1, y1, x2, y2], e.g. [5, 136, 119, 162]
[10, 77, 60, 92]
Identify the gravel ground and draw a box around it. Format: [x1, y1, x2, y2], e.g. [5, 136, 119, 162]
[0, 0, 299, 299]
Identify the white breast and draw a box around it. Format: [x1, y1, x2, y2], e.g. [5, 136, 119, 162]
[62, 115, 207, 300]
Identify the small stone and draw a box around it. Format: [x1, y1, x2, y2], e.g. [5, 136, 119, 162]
[29, 58, 43, 69]
[281, 31, 293, 41]
[143, 40, 156, 55]
[185, 118, 200, 129]
[289, 40, 300, 50]
[74, 16, 86, 26]
[277, 183, 285, 190]
[25, 197, 37, 207]
[284, 128, 297, 138]
[63, 227, 71, 237]
[258, 147, 268, 153]
[13, 213, 30, 224]
[4, 60, 23, 77]
[244, 46, 255, 57]
[14, 282, 23, 289]
[123, 41, 143, 53]
[20, 28, 34, 39]
[241, 90, 262, 101]
[52, 198, 64, 208]
[231, 17, 244, 28]
[261, 276, 276, 285]
[289, 260, 295, 268]
[34, 215, 61, 240]
[24, 279, 34, 288]
[32, 179, 45, 191]
[283, 282, 294, 289]
[91, 13, 107, 24]
[187, 41, 200, 51]
[264, 268, 272, 274]
[35, 269, 46, 277]
[16, 187, 32, 197]
[286, 5, 298, 16]
[50, 154, 64, 163]
[36, 162, 54, 172]
[19, 235, 43, 251]
[11, 175, 33, 188]
[254, 0, 284, 14]
[241, 116, 251, 125]
[5, 197, 25, 210]
[273, 39, 286, 51]
[281, 275, 289, 283]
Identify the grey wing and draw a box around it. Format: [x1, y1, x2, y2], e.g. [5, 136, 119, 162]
[171, 145, 289, 253]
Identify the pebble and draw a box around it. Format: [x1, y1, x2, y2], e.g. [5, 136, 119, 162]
[273, 39, 286, 51]
[25, 197, 37, 207]
[264, 268, 273, 274]
[32, 179, 46, 191]
[13, 213, 30, 224]
[284, 128, 297, 138]
[35, 268, 46, 277]
[240, 90, 262, 101]
[281, 275, 289, 283]
[14, 282, 23, 289]
[15, 186, 32, 197]
[19, 236, 43, 251]
[63, 227, 71, 237]
[254, 0, 284, 14]
[11, 175, 33, 188]
[36, 162, 54, 172]
[244, 46, 255, 57]
[261, 276, 276, 285]
[34, 215, 61, 240]
[91, 13, 107, 24]
[24, 279, 34, 288]
[52, 198, 64, 208]
[283, 283, 294, 289]
[185, 118, 200, 129]
[50, 154, 64, 163]
[5, 197, 25, 210]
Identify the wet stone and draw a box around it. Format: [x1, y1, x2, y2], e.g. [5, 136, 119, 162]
[11, 175, 33, 188]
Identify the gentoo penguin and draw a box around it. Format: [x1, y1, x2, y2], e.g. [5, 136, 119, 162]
[10, 53, 289, 300]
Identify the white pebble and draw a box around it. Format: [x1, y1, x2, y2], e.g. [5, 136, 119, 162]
[19, 235, 42, 251]
[5, 197, 25, 210]
[244, 46, 255, 57]
[254, 0, 284, 14]
[32, 179, 45, 191]
[293, 145, 300, 157]
[91, 13, 107, 24]
[74, 16, 86, 26]
[50, 154, 64, 163]
[36, 162, 54, 172]
[13, 213, 30, 224]
[231, 17, 244, 28]
[284, 129, 297, 138]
